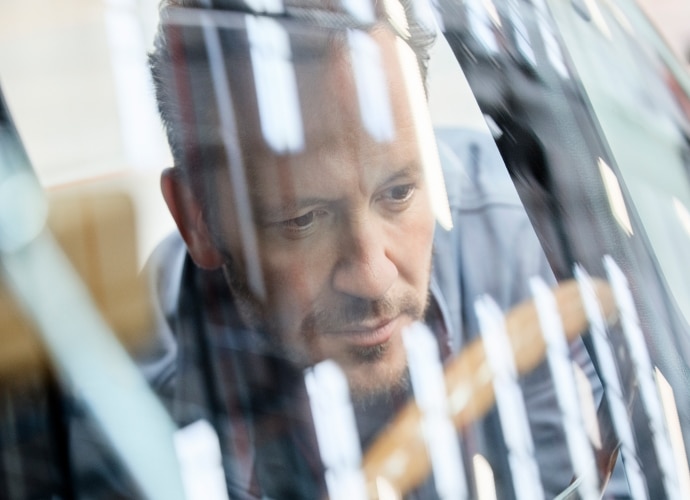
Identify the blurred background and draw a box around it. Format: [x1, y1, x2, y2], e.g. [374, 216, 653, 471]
[0, 0, 173, 266]
[0, 0, 688, 265]
[638, 0, 690, 69]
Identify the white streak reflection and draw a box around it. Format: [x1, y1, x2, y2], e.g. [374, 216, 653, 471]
[574, 265, 648, 500]
[403, 322, 468, 500]
[383, 0, 410, 39]
[475, 295, 544, 500]
[395, 37, 453, 230]
[508, 0, 537, 68]
[583, 0, 613, 40]
[481, 0, 501, 27]
[466, 0, 500, 53]
[572, 361, 602, 449]
[604, 256, 681, 498]
[530, 277, 599, 500]
[244, 0, 284, 14]
[473, 454, 497, 500]
[348, 31, 396, 143]
[343, 0, 376, 23]
[672, 197, 690, 236]
[598, 158, 634, 236]
[305, 360, 367, 500]
[247, 16, 304, 154]
[655, 368, 690, 498]
[202, 14, 266, 298]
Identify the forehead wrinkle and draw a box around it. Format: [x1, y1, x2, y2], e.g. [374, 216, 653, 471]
[244, 146, 348, 220]
[237, 29, 418, 220]
[243, 109, 418, 214]
[252, 155, 421, 219]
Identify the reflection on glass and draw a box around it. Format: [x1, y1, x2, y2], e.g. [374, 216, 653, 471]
[466, 0, 500, 53]
[343, 0, 376, 23]
[0, 171, 47, 253]
[245, 0, 284, 15]
[575, 264, 648, 499]
[583, 0, 612, 39]
[0, 86, 184, 499]
[598, 158, 634, 236]
[508, 0, 537, 67]
[395, 37, 453, 229]
[480, 0, 502, 27]
[537, 13, 570, 79]
[104, 0, 169, 169]
[602, 0, 634, 34]
[572, 360, 602, 449]
[475, 295, 544, 500]
[382, 0, 409, 39]
[152, 7, 456, 497]
[530, 277, 599, 500]
[305, 360, 367, 500]
[201, 13, 266, 298]
[605, 256, 682, 498]
[375, 476, 401, 500]
[247, 15, 305, 154]
[404, 323, 467, 499]
[349, 30, 396, 143]
[174, 420, 229, 500]
[549, 0, 690, 335]
[655, 367, 690, 497]
[473, 453, 497, 500]
[672, 196, 690, 236]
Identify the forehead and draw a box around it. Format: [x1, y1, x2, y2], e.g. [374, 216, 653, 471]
[237, 27, 420, 192]
[167, 14, 426, 211]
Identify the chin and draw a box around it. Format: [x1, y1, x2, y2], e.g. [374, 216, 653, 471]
[348, 368, 410, 410]
[339, 342, 410, 407]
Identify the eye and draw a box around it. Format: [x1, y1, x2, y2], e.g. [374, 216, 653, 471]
[276, 209, 331, 238]
[282, 211, 316, 230]
[385, 184, 416, 204]
[264, 206, 331, 240]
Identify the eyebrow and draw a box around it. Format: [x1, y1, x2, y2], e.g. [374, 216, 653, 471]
[256, 196, 331, 223]
[380, 164, 420, 186]
[254, 162, 421, 222]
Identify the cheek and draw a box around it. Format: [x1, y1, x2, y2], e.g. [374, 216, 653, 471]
[207, 182, 244, 257]
[393, 197, 435, 283]
[259, 241, 335, 322]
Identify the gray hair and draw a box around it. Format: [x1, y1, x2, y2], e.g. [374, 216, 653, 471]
[149, 0, 436, 188]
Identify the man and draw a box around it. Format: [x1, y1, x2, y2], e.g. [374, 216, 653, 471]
[141, 0, 587, 498]
[158, 22, 434, 404]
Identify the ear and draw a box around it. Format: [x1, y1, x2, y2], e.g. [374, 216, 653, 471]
[161, 168, 224, 270]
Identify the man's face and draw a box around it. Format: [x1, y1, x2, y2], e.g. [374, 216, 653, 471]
[204, 29, 435, 400]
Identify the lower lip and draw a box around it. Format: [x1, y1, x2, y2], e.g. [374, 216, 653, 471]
[335, 316, 401, 348]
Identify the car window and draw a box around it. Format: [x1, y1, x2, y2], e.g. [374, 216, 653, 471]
[2, 1, 690, 499]
[548, 0, 690, 327]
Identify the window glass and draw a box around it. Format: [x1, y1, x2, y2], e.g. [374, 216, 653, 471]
[2, 1, 690, 499]
[547, 0, 690, 330]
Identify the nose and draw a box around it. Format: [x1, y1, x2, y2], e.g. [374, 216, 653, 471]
[331, 215, 397, 300]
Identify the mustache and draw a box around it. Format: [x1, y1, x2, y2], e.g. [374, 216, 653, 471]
[303, 293, 425, 334]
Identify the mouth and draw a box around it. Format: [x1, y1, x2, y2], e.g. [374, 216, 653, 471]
[328, 315, 402, 348]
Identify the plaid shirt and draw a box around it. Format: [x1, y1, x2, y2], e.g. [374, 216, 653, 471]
[0, 375, 67, 499]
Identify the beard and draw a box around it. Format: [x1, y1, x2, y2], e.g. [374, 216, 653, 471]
[219, 249, 432, 405]
[301, 291, 425, 354]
